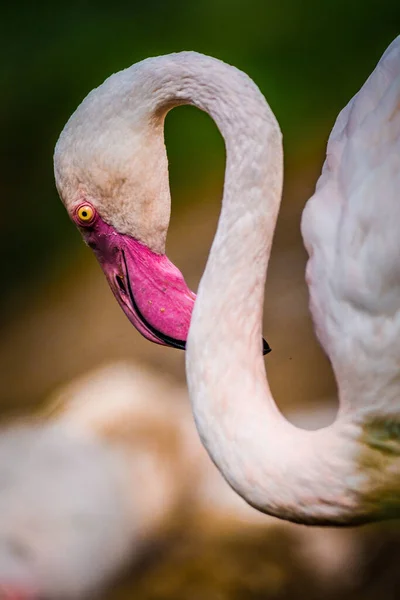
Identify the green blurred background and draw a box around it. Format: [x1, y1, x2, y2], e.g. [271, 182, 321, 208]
[1, 1, 400, 598]
[2, 0, 399, 312]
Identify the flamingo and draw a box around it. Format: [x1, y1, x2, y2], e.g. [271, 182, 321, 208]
[0, 363, 361, 599]
[0, 362, 241, 600]
[54, 36, 400, 525]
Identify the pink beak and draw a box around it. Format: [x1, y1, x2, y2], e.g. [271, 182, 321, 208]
[74, 204, 271, 355]
[76, 209, 196, 348]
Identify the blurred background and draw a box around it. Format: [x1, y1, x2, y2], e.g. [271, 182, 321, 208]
[1, 1, 400, 598]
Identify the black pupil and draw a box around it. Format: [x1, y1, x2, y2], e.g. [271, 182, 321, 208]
[82, 211, 87, 217]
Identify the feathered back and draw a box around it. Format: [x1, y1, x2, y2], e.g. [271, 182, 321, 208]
[301, 36, 400, 416]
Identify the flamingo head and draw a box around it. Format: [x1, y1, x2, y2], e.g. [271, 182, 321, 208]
[54, 57, 271, 354]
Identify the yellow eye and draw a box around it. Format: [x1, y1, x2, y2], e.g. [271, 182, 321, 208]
[77, 204, 95, 224]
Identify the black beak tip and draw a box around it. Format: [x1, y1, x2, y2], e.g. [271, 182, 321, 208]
[262, 338, 271, 355]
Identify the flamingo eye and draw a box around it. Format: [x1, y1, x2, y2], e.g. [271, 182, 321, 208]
[76, 204, 95, 224]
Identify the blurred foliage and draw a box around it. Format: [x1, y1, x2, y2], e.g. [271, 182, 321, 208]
[1, 0, 399, 308]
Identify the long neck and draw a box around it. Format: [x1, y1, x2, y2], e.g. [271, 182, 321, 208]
[120, 53, 391, 524]
[126, 54, 379, 524]
[138, 53, 378, 525]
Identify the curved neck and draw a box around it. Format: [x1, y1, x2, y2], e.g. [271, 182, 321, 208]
[121, 52, 388, 524]
[143, 54, 376, 525]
